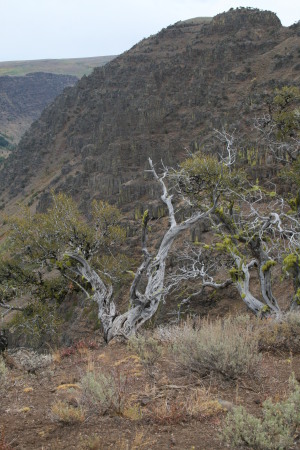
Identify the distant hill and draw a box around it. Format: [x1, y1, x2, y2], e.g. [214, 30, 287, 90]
[0, 56, 116, 151]
[0, 8, 299, 218]
[0, 72, 78, 150]
[0, 56, 116, 78]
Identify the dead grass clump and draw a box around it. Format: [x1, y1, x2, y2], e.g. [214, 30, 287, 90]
[122, 403, 143, 421]
[149, 397, 186, 424]
[51, 400, 85, 425]
[258, 312, 300, 353]
[149, 388, 223, 424]
[114, 431, 155, 450]
[80, 428, 150, 449]
[80, 433, 102, 450]
[166, 316, 260, 380]
[185, 388, 224, 419]
[81, 367, 130, 415]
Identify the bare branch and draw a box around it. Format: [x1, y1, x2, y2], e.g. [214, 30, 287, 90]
[0, 301, 24, 312]
[148, 158, 177, 228]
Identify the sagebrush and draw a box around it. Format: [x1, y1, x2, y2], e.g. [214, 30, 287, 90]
[222, 374, 300, 449]
[81, 368, 129, 415]
[128, 334, 162, 366]
[167, 316, 260, 379]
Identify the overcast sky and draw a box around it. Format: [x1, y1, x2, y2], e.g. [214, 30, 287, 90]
[1, 0, 299, 62]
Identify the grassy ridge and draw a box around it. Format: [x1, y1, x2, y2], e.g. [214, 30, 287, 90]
[0, 55, 116, 78]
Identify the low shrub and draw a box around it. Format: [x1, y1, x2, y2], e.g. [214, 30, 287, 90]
[258, 311, 300, 353]
[9, 301, 62, 349]
[0, 356, 7, 380]
[9, 349, 52, 372]
[51, 400, 85, 425]
[166, 316, 260, 379]
[0, 356, 8, 395]
[222, 374, 300, 449]
[128, 335, 162, 367]
[60, 339, 99, 359]
[81, 367, 129, 415]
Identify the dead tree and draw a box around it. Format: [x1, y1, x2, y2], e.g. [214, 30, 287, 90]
[67, 158, 218, 341]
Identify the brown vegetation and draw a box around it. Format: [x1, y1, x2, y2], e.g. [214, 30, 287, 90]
[1, 316, 300, 449]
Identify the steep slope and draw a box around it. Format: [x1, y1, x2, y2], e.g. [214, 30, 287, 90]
[0, 72, 77, 147]
[0, 57, 116, 152]
[0, 8, 299, 217]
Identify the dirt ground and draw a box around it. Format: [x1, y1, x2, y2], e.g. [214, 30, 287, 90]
[1, 335, 300, 450]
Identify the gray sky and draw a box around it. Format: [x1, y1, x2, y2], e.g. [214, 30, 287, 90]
[1, 0, 299, 62]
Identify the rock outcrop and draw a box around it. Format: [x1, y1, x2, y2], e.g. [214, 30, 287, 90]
[0, 72, 78, 146]
[0, 8, 299, 215]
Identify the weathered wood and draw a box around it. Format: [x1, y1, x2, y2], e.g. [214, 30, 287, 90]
[67, 159, 217, 341]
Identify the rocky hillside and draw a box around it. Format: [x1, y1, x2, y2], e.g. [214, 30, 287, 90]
[0, 57, 116, 153]
[0, 72, 78, 148]
[0, 8, 299, 217]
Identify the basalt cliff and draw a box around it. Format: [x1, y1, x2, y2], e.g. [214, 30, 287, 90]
[0, 8, 299, 218]
[0, 72, 78, 148]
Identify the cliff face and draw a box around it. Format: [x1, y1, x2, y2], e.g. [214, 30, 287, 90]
[0, 8, 299, 215]
[0, 72, 78, 145]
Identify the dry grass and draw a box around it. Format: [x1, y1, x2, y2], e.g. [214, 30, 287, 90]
[258, 312, 300, 353]
[114, 431, 155, 450]
[80, 434, 102, 450]
[164, 316, 260, 380]
[148, 387, 223, 424]
[185, 388, 223, 418]
[0, 356, 8, 380]
[128, 335, 162, 367]
[79, 431, 153, 450]
[0, 427, 12, 450]
[148, 397, 187, 424]
[0, 356, 9, 396]
[51, 401, 85, 425]
[80, 366, 131, 416]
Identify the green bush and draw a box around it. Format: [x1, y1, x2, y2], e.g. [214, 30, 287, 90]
[168, 316, 260, 379]
[222, 375, 300, 449]
[9, 301, 62, 349]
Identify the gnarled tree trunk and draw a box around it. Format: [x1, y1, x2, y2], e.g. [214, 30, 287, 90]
[68, 159, 217, 341]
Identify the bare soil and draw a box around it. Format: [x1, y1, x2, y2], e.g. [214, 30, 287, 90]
[1, 338, 300, 450]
